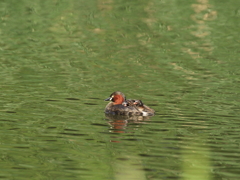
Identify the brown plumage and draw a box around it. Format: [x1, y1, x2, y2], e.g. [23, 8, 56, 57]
[104, 91, 155, 116]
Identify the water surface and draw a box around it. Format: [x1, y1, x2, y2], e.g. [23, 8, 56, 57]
[0, 0, 239, 179]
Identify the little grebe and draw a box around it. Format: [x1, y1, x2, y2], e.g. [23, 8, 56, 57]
[104, 91, 155, 116]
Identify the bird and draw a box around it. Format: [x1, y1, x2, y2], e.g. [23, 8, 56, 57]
[104, 91, 155, 116]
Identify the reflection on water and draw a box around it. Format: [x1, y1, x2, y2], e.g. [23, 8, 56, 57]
[181, 138, 211, 180]
[105, 114, 151, 135]
[106, 114, 150, 180]
[114, 155, 147, 180]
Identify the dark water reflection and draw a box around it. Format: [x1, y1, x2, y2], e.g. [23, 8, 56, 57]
[106, 114, 151, 131]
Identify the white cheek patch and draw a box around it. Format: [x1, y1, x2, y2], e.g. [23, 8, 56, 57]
[142, 112, 148, 116]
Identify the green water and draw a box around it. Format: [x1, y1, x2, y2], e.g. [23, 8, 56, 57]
[0, 0, 239, 179]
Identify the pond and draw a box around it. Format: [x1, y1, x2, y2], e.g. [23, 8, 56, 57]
[0, 0, 239, 179]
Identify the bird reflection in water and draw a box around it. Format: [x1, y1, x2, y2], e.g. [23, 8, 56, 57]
[105, 114, 153, 142]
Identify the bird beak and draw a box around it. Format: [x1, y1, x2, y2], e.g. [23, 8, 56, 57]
[104, 97, 112, 101]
